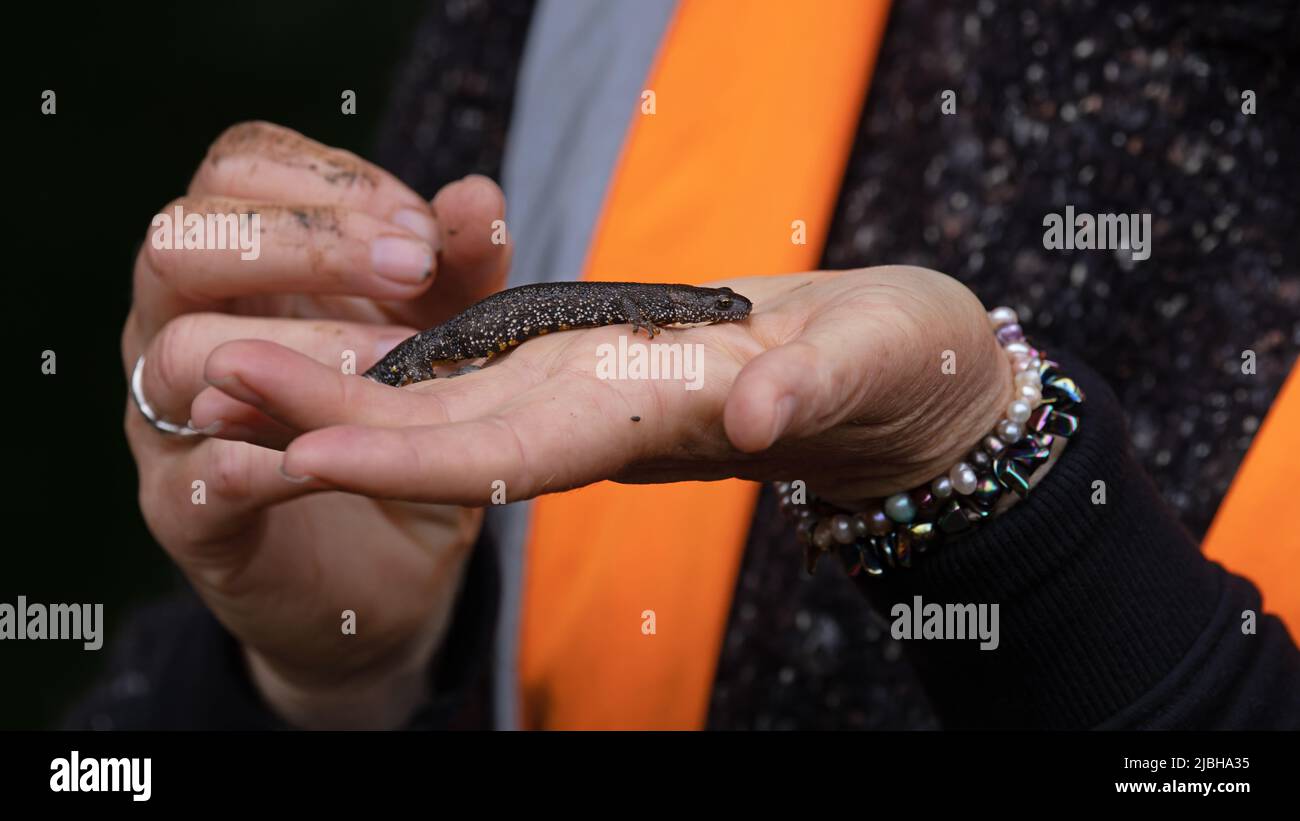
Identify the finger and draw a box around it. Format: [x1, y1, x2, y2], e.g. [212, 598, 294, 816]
[132, 421, 332, 551]
[136, 313, 415, 424]
[189, 121, 438, 243]
[279, 422, 540, 505]
[280, 376, 631, 504]
[200, 339, 528, 433]
[417, 175, 513, 322]
[136, 197, 435, 336]
[126, 380, 328, 556]
[189, 389, 300, 451]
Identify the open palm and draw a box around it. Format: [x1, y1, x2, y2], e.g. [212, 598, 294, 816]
[199, 266, 1012, 511]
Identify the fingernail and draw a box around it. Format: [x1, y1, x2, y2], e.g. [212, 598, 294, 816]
[208, 374, 261, 407]
[278, 462, 315, 484]
[372, 236, 434, 285]
[390, 208, 439, 247]
[770, 395, 798, 446]
[186, 419, 225, 436]
[212, 422, 257, 441]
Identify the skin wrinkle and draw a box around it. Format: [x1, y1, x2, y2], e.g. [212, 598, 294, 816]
[543, 376, 629, 480]
[244, 522, 409, 688]
[846, 326, 911, 426]
[862, 281, 1005, 468]
[180, 496, 266, 597]
[204, 122, 382, 192]
[800, 341, 858, 430]
[370, 501, 468, 586]
[306, 243, 336, 288]
[205, 432, 257, 505]
[284, 206, 346, 237]
[555, 400, 644, 491]
[487, 413, 541, 498]
[504, 361, 660, 478]
[630, 373, 685, 463]
[606, 327, 741, 466]
[707, 322, 766, 369]
[301, 535, 423, 665]
[290, 507, 327, 603]
[822, 284, 938, 422]
[398, 426, 433, 499]
[149, 199, 363, 300]
[408, 383, 454, 426]
[331, 363, 369, 424]
[147, 318, 196, 417]
[194, 448, 268, 528]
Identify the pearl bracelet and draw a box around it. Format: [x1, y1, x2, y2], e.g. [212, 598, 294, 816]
[774, 306, 1085, 577]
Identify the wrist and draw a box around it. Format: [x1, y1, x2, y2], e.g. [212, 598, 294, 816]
[246, 645, 435, 730]
[779, 309, 1085, 576]
[242, 572, 467, 730]
[239, 523, 479, 730]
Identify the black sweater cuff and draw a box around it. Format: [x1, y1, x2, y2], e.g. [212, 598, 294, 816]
[858, 349, 1300, 729]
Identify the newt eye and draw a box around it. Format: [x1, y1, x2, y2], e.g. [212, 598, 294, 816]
[716, 295, 733, 309]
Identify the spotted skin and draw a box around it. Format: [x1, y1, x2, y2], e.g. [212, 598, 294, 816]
[364, 281, 753, 387]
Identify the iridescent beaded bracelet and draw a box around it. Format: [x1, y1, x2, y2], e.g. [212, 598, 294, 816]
[774, 306, 1085, 577]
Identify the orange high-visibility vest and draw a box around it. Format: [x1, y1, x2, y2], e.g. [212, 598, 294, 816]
[1203, 362, 1300, 637]
[519, 0, 891, 729]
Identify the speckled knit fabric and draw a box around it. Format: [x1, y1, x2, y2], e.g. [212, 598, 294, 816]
[705, 484, 939, 730]
[708, 0, 1298, 730]
[370, 0, 1300, 729]
[819, 0, 1299, 534]
[375, 0, 536, 197]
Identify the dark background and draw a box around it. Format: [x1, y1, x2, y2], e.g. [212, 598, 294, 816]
[7, 1, 429, 729]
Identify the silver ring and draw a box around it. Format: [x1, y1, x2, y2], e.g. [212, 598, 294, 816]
[130, 354, 205, 437]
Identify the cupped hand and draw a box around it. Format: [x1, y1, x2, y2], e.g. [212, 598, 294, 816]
[121, 122, 511, 728]
[199, 266, 1013, 511]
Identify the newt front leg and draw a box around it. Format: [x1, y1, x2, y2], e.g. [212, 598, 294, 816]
[620, 296, 662, 338]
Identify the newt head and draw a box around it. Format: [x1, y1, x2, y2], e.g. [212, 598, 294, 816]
[668, 285, 753, 325]
[362, 337, 436, 387]
[365, 360, 426, 387]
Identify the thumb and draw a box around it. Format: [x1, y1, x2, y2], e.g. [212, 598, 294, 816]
[724, 336, 876, 453]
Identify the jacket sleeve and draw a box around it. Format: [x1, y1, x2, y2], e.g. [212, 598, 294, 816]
[62, 537, 498, 731]
[854, 350, 1300, 729]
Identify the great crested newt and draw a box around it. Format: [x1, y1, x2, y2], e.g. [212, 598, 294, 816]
[364, 281, 753, 387]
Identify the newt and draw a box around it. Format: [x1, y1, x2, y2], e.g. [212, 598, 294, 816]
[364, 281, 754, 387]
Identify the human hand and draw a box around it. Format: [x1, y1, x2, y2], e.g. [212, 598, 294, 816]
[121, 122, 511, 728]
[198, 266, 1013, 509]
